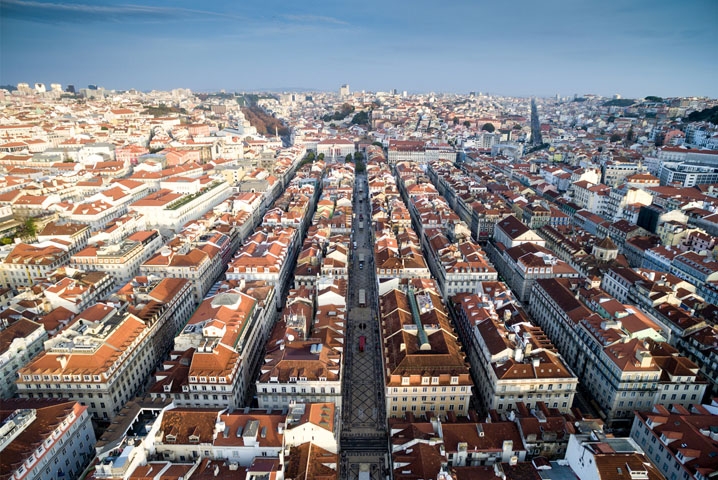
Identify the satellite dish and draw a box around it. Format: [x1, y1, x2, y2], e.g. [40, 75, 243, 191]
[287, 334, 295, 342]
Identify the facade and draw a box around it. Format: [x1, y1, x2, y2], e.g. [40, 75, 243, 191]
[0, 319, 47, 399]
[1, 242, 71, 288]
[452, 292, 578, 416]
[424, 231, 498, 298]
[530, 278, 706, 425]
[631, 404, 718, 480]
[70, 230, 163, 287]
[0, 399, 96, 480]
[151, 286, 275, 410]
[380, 284, 473, 418]
[16, 306, 159, 420]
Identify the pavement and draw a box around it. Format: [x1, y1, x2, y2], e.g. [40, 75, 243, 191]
[340, 172, 389, 477]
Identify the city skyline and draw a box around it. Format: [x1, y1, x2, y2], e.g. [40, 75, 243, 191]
[2, 0, 717, 98]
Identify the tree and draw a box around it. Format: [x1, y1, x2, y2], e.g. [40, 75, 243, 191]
[609, 133, 622, 143]
[306, 151, 315, 161]
[625, 128, 635, 145]
[345, 153, 353, 163]
[317, 153, 325, 160]
[372, 141, 383, 148]
[452, 117, 460, 126]
[354, 151, 364, 162]
[351, 111, 369, 125]
[645, 96, 663, 102]
[463, 120, 472, 128]
[16, 218, 37, 239]
[481, 123, 495, 132]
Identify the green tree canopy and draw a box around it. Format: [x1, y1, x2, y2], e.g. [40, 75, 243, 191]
[609, 133, 622, 143]
[481, 122, 495, 132]
[463, 120, 472, 128]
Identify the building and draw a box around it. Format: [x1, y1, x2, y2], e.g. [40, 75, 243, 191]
[16, 305, 159, 420]
[0, 399, 96, 480]
[0, 319, 47, 399]
[151, 285, 276, 410]
[631, 403, 718, 480]
[140, 245, 222, 305]
[1, 242, 71, 288]
[226, 227, 299, 301]
[380, 283, 473, 418]
[390, 415, 527, 474]
[424, 231, 498, 298]
[452, 292, 578, 416]
[492, 215, 545, 249]
[564, 432, 664, 480]
[256, 304, 344, 410]
[530, 279, 706, 426]
[70, 230, 163, 287]
[388, 140, 425, 164]
[129, 180, 232, 233]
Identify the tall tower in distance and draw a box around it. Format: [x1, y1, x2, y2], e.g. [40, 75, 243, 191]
[340, 84, 350, 98]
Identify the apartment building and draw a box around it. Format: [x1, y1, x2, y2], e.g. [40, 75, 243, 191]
[380, 283, 473, 418]
[151, 285, 275, 410]
[530, 278, 706, 425]
[390, 415, 526, 473]
[129, 179, 232, 233]
[1, 242, 71, 288]
[16, 305, 158, 420]
[70, 230, 163, 287]
[256, 320, 343, 410]
[43, 269, 115, 314]
[424, 230, 497, 298]
[452, 292, 578, 416]
[564, 432, 664, 480]
[631, 404, 718, 480]
[0, 399, 96, 480]
[114, 276, 195, 366]
[256, 287, 344, 410]
[488, 241, 579, 303]
[36, 221, 91, 254]
[140, 245, 221, 304]
[492, 215, 545, 249]
[226, 226, 299, 301]
[387, 140, 425, 164]
[0, 319, 47, 398]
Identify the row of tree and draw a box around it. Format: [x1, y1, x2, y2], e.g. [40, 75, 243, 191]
[241, 106, 290, 136]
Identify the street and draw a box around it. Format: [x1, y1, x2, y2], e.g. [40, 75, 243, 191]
[340, 171, 389, 479]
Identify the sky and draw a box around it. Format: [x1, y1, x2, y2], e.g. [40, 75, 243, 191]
[1, 0, 717, 98]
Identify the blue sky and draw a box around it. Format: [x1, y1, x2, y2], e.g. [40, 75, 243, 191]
[1, 0, 717, 98]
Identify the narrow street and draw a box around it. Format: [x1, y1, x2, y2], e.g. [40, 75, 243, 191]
[340, 171, 389, 479]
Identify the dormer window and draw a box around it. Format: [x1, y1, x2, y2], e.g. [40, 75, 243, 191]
[421, 377, 430, 385]
[165, 434, 176, 443]
[290, 377, 297, 383]
[401, 377, 410, 385]
[189, 435, 199, 443]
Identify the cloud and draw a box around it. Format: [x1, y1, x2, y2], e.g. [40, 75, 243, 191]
[0, 0, 244, 24]
[282, 14, 348, 26]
